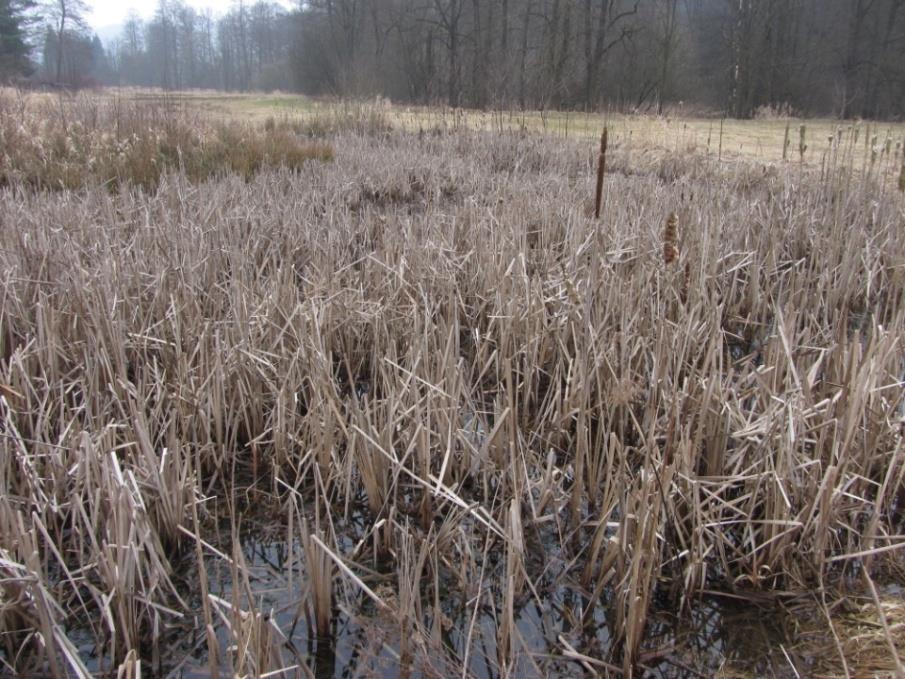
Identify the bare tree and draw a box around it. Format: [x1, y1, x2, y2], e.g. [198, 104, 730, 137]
[100, 0, 905, 118]
[655, 0, 680, 113]
[580, 0, 638, 109]
[432, 0, 465, 106]
[43, 0, 88, 83]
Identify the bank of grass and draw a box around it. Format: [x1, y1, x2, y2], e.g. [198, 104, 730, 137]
[792, 587, 905, 677]
[93, 88, 905, 168]
[0, 91, 332, 190]
[0, 90, 903, 677]
[712, 580, 905, 677]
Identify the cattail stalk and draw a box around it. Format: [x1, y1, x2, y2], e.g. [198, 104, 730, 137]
[718, 117, 724, 162]
[594, 127, 608, 220]
[782, 121, 791, 161]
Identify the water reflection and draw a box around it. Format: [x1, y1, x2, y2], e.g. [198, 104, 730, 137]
[72, 515, 791, 677]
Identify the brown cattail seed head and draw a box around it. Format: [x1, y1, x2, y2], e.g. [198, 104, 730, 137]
[899, 143, 905, 192]
[594, 127, 608, 220]
[663, 212, 679, 264]
[783, 122, 791, 161]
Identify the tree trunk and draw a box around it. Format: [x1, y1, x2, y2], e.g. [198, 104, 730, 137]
[518, 0, 532, 107]
[55, 7, 67, 83]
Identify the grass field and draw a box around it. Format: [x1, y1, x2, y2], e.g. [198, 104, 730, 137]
[115, 88, 905, 167]
[34, 87, 905, 166]
[1, 89, 904, 677]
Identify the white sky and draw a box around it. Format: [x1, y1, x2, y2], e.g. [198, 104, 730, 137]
[88, 0, 209, 27]
[86, 0, 294, 31]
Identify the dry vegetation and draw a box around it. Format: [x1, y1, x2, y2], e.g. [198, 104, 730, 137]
[0, 91, 332, 191]
[1, 90, 904, 677]
[49, 88, 905, 167]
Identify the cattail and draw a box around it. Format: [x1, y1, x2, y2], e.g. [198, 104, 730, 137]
[594, 127, 608, 220]
[798, 124, 807, 161]
[681, 259, 691, 303]
[782, 121, 791, 161]
[899, 143, 905, 192]
[663, 212, 679, 264]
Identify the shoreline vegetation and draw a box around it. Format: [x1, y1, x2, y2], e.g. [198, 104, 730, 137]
[0, 89, 903, 677]
[8, 87, 905, 166]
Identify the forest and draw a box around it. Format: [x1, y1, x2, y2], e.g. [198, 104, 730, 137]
[2, 0, 905, 118]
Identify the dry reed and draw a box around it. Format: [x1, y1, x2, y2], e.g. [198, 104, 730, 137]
[0, 91, 903, 677]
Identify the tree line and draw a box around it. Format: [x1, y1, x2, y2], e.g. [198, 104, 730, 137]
[2, 0, 905, 119]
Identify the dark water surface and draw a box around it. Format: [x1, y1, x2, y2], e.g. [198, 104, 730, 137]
[63, 503, 797, 678]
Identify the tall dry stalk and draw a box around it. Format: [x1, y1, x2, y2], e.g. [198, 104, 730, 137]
[594, 127, 608, 219]
[302, 525, 334, 639]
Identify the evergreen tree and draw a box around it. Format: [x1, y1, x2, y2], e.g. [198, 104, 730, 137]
[0, 0, 36, 79]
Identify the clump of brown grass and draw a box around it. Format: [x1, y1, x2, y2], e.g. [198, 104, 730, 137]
[191, 122, 333, 181]
[780, 584, 905, 677]
[0, 91, 332, 191]
[292, 100, 395, 139]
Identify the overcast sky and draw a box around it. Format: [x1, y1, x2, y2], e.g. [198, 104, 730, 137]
[86, 0, 294, 32]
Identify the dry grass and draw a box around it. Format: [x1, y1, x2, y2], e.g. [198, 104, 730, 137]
[767, 576, 905, 677]
[0, 90, 903, 677]
[0, 91, 332, 191]
[26, 87, 905, 167]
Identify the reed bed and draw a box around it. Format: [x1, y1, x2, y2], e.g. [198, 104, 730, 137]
[0, 91, 332, 191]
[0, 93, 904, 677]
